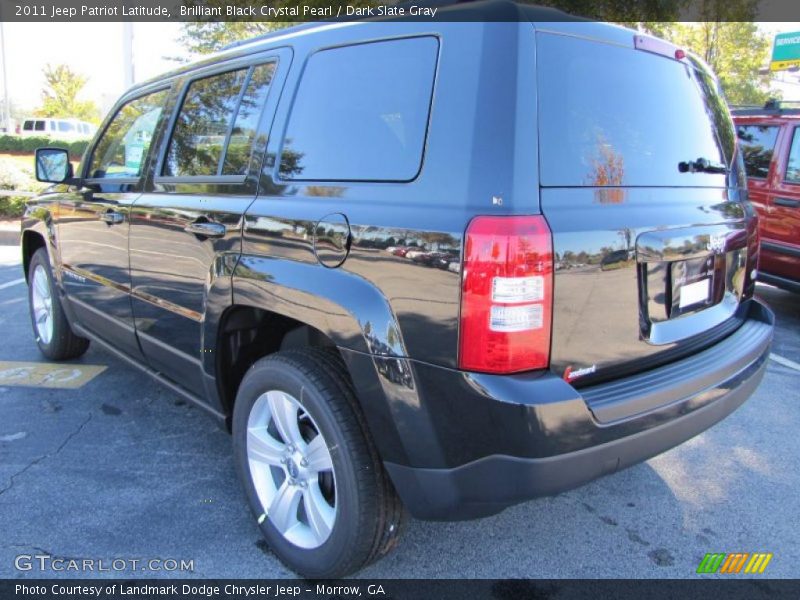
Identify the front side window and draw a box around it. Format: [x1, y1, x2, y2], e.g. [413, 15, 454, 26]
[785, 128, 800, 184]
[89, 89, 168, 179]
[736, 125, 779, 179]
[280, 37, 439, 182]
[163, 62, 275, 178]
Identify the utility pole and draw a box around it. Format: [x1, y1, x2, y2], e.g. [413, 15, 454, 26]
[122, 22, 134, 89]
[0, 23, 11, 133]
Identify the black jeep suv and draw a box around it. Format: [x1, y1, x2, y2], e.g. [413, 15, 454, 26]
[23, 4, 773, 578]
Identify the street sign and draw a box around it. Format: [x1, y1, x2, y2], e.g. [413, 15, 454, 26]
[771, 31, 800, 71]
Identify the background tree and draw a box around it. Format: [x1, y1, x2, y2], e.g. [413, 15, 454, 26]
[661, 21, 774, 105]
[537, 0, 687, 26]
[180, 0, 378, 54]
[0, 99, 30, 123]
[36, 64, 100, 123]
[628, 0, 774, 105]
[180, 21, 284, 55]
[538, 0, 775, 105]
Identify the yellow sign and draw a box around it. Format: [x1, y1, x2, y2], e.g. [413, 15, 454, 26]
[0, 361, 106, 389]
[770, 59, 800, 71]
[771, 32, 800, 71]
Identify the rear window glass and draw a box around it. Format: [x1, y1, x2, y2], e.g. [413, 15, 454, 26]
[537, 33, 734, 187]
[280, 36, 439, 182]
[736, 125, 779, 179]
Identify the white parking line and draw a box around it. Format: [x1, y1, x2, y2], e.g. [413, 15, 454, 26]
[770, 353, 800, 372]
[0, 278, 24, 291]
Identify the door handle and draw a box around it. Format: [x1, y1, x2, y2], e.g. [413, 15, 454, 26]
[100, 210, 124, 225]
[774, 197, 800, 208]
[184, 220, 226, 238]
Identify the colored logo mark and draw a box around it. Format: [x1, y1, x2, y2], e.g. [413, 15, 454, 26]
[697, 553, 772, 574]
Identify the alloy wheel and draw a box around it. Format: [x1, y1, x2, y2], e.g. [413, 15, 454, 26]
[247, 390, 337, 549]
[31, 264, 53, 345]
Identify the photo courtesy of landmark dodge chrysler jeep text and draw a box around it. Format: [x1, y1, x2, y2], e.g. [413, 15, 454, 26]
[23, 2, 774, 578]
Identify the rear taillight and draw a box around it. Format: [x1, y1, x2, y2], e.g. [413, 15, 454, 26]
[459, 215, 553, 373]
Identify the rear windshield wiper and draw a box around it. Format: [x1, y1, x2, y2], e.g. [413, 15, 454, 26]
[678, 157, 729, 174]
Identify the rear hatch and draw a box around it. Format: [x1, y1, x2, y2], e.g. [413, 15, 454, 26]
[535, 26, 756, 387]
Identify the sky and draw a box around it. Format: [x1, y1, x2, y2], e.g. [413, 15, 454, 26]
[1, 20, 800, 119]
[0, 22, 189, 116]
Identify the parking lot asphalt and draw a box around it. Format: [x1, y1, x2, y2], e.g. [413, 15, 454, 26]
[0, 243, 798, 579]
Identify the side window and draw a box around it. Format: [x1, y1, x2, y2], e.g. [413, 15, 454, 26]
[163, 62, 274, 178]
[785, 127, 800, 184]
[736, 125, 779, 179]
[23, 121, 33, 131]
[89, 89, 168, 180]
[58, 121, 74, 133]
[280, 36, 439, 181]
[34, 121, 45, 132]
[223, 64, 275, 175]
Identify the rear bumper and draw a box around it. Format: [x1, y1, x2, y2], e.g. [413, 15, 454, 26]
[383, 299, 774, 520]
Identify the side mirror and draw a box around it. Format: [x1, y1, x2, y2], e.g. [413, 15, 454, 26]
[35, 147, 74, 184]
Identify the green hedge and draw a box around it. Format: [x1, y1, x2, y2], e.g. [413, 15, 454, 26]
[0, 195, 28, 218]
[0, 135, 88, 159]
[0, 157, 46, 218]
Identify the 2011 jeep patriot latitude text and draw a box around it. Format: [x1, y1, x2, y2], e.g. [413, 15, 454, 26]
[23, 4, 774, 578]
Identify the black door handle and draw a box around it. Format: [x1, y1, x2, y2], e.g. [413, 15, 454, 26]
[100, 210, 124, 225]
[774, 197, 800, 208]
[184, 220, 226, 238]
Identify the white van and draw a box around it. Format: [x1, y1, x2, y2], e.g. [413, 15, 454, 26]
[20, 118, 96, 140]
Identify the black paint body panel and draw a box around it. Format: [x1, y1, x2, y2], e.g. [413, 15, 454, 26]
[20, 13, 773, 520]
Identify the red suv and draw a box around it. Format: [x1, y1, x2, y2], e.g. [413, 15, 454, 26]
[732, 100, 800, 292]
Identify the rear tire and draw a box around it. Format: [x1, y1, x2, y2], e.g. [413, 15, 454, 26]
[27, 248, 89, 361]
[232, 347, 404, 578]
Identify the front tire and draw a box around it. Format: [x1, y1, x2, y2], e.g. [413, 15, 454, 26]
[27, 248, 89, 360]
[232, 348, 404, 578]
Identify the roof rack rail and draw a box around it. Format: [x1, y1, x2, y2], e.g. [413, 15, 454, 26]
[220, 22, 327, 52]
[729, 98, 800, 116]
[217, 1, 571, 53]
